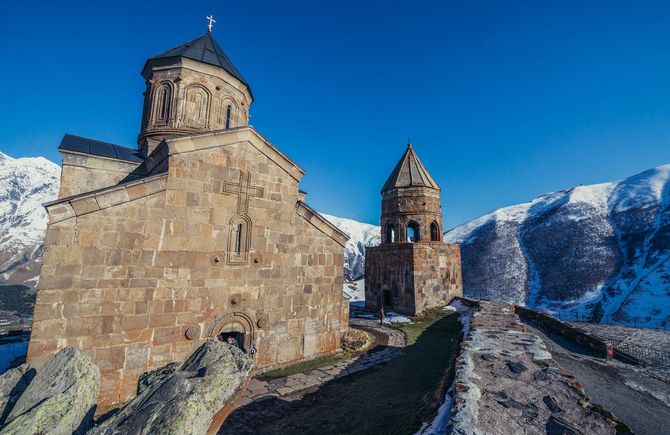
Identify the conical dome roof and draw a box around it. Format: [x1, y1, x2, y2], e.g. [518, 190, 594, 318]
[381, 144, 440, 192]
[145, 33, 249, 87]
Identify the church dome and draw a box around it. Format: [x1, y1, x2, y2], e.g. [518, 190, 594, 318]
[138, 31, 253, 156]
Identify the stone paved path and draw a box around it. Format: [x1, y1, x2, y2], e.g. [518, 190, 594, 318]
[450, 301, 629, 435]
[237, 319, 405, 407]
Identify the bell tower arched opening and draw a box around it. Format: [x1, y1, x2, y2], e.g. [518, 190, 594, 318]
[406, 221, 420, 243]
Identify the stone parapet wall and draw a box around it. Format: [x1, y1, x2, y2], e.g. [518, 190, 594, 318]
[515, 306, 644, 366]
[449, 299, 629, 434]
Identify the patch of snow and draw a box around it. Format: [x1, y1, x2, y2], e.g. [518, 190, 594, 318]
[382, 311, 412, 325]
[343, 278, 365, 302]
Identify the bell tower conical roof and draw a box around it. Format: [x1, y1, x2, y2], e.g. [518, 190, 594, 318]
[381, 143, 440, 192]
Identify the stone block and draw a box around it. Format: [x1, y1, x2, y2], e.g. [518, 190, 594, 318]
[47, 202, 76, 223]
[97, 187, 131, 209]
[71, 196, 101, 216]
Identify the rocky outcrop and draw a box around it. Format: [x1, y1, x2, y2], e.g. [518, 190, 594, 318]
[0, 347, 100, 435]
[449, 300, 630, 434]
[91, 340, 253, 435]
[136, 362, 181, 395]
[0, 364, 34, 427]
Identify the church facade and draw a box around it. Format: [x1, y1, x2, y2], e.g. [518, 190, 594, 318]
[27, 32, 349, 408]
[365, 144, 463, 315]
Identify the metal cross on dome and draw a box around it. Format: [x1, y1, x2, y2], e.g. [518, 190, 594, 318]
[206, 15, 216, 33]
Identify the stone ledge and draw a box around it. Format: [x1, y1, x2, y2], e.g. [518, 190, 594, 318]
[449, 300, 630, 434]
[45, 174, 168, 224]
[295, 202, 349, 248]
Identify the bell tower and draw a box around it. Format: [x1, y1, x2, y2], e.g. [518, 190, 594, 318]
[365, 143, 463, 315]
[380, 143, 443, 244]
[138, 31, 253, 156]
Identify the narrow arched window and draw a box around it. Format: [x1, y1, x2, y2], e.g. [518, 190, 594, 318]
[386, 224, 396, 243]
[235, 223, 243, 254]
[225, 104, 232, 129]
[406, 222, 420, 243]
[155, 83, 172, 124]
[228, 215, 252, 264]
[430, 221, 440, 241]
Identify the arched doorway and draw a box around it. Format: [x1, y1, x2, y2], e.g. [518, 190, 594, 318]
[217, 322, 247, 352]
[209, 312, 256, 355]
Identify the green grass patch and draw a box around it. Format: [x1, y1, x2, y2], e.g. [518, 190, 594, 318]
[396, 307, 449, 346]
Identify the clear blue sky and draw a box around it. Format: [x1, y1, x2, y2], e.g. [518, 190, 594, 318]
[2, 1, 670, 229]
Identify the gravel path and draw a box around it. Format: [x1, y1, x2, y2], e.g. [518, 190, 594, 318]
[523, 320, 670, 435]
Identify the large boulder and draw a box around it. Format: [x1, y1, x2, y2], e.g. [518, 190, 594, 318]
[0, 364, 35, 427]
[137, 362, 180, 395]
[91, 340, 253, 435]
[0, 348, 100, 435]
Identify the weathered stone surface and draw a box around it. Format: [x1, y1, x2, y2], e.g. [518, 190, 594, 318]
[90, 340, 253, 435]
[0, 364, 35, 427]
[449, 300, 629, 435]
[1, 348, 100, 435]
[137, 361, 181, 395]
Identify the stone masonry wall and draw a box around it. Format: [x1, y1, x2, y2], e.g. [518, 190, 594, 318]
[365, 243, 416, 314]
[59, 152, 143, 198]
[381, 187, 443, 243]
[28, 132, 348, 410]
[139, 58, 252, 153]
[413, 243, 462, 312]
[365, 242, 462, 315]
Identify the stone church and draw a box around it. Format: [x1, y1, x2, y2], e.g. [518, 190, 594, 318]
[27, 31, 350, 409]
[365, 144, 463, 315]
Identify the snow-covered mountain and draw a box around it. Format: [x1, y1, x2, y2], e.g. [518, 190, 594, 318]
[321, 214, 380, 281]
[0, 152, 60, 287]
[445, 164, 670, 326]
